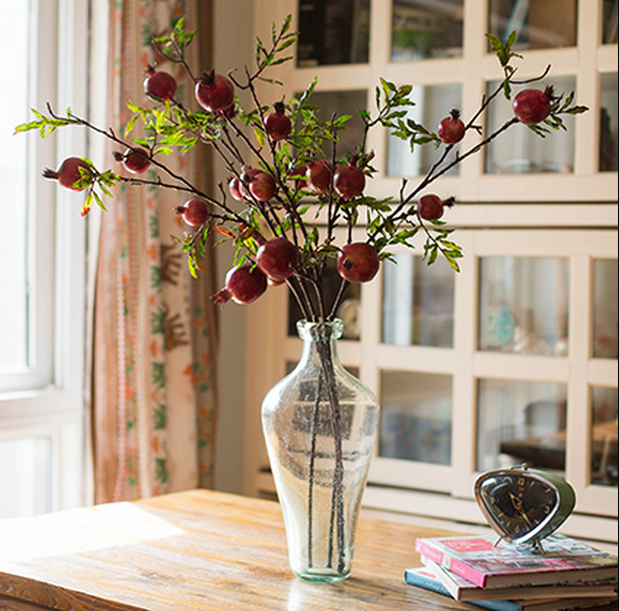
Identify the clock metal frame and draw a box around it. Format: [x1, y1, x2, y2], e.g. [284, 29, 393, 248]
[474, 464, 576, 548]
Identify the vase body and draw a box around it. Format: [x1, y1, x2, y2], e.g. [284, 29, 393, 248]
[261, 319, 380, 582]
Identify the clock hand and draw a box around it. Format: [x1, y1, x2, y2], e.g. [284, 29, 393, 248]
[508, 492, 532, 527]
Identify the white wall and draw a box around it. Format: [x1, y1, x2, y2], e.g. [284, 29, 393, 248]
[212, 0, 254, 494]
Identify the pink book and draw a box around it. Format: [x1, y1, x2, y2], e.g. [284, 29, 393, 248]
[414, 534, 618, 589]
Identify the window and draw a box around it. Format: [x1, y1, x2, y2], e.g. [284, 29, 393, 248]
[0, 0, 88, 518]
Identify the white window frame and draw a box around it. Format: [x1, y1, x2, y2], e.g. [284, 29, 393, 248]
[0, 0, 89, 516]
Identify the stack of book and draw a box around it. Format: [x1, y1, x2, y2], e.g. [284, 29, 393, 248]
[406, 533, 618, 611]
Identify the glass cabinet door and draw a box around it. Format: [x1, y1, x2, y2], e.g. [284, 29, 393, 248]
[297, 0, 371, 66]
[477, 378, 567, 473]
[599, 73, 618, 173]
[382, 254, 455, 348]
[591, 387, 618, 486]
[487, 0, 578, 50]
[391, 0, 464, 61]
[380, 370, 452, 464]
[593, 258, 618, 359]
[478, 257, 569, 355]
[602, 0, 618, 45]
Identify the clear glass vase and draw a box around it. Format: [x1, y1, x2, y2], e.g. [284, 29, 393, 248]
[261, 319, 380, 582]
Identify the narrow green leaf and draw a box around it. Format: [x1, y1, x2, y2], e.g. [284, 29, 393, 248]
[445, 255, 461, 272]
[81, 193, 93, 217]
[124, 115, 138, 137]
[506, 30, 517, 49]
[281, 14, 292, 35]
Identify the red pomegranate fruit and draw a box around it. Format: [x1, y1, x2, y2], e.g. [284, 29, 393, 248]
[195, 70, 235, 113]
[175, 199, 210, 226]
[264, 102, 292, 141]
[113, 147, 151, 174]
[143, 66, 177, 102]
[306, 160, 332, 194]
[337, 243, 380, 283]
[256, 237, 298, 282]
[249, 171, 276, 201]
[228, 176, 245, 201]
[211, 264, 268, 305]
[42, 157, 94, 191]
[512, 88, 552, 125]
[333, 164, 365, 200]
[438, 109, 465, 144]
[416, 194, 455, 222]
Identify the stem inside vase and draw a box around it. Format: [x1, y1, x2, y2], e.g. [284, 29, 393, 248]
[315, 337, 346, 574]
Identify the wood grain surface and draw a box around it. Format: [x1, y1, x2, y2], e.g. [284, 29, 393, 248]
[0, 490, 616, 611]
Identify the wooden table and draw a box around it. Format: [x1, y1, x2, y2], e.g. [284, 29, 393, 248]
[0, 490, 614, 611]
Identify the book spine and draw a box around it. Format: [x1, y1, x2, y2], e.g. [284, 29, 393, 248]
[404, 570, 523, 611]
[404, 568, 451, 597]
[415, 539, 487, 588]
[472, 601, 523, 611]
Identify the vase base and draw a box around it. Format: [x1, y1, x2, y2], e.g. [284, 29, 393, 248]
[293, 568, 350, 583]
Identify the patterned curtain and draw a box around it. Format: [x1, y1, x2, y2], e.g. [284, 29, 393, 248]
[92, 0, 218, 503]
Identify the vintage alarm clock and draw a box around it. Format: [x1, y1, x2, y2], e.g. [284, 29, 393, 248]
[474, 464, 576, 550]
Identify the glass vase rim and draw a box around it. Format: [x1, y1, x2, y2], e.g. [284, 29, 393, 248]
[295, 318, 344, 340]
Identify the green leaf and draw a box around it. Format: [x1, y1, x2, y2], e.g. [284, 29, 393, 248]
[445, 254, 461, 272]
[127, 101, 144, 113]
[281, 14, 292, 35]
[506, 30, 517, 49]
[187, 253, 198, 279]
[81, 192, 93, 217]
[92, 190, 107, 212]
[253, 126, 266, 146]
[276, 37, 296, 52]
[124, 115, 138, 137]
[298, 77, 318, 107]
[565, 104, 589, 115]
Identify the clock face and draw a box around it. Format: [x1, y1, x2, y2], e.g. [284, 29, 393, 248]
[474, 467, 575, 545]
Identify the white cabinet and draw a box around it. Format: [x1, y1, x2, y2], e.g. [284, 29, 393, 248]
[244, 0, 618, 546]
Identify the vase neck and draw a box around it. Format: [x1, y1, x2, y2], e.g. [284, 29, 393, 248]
[296, 320, 343, 366]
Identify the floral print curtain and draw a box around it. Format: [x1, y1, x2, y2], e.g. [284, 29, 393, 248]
[92, 0, 218, 503]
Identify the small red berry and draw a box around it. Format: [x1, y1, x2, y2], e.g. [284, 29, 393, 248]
[256, 237, 298, 282]
[113, 147, 150, 174]
[512, 88, 552, 125]
[337, 243, 380, 283]
[264, 102, 292, 141]
[175, 199, 210, 226]
[438, 109, 465, 144]
[143, 66, 177, 102]
[195, 70, 235, 113]
[333, 164, 365, 200]
[42, 157, 94, 191]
